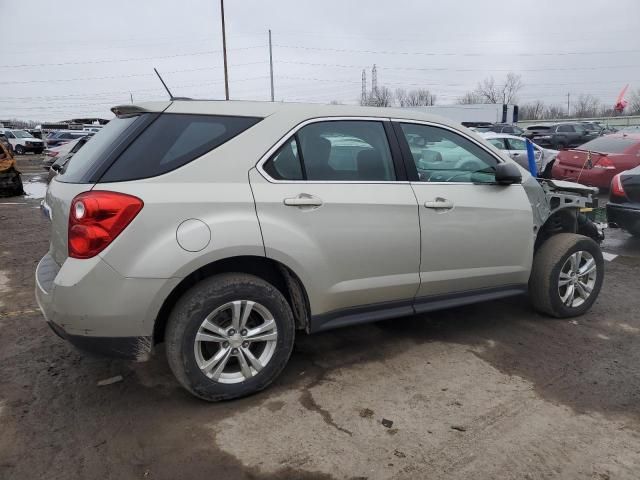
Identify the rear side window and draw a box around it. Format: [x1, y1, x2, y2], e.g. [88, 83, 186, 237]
[101, 114, 261, 182]
[60, 115, 141, 183]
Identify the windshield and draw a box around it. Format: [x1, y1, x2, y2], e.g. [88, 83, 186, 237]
[577, 136, 637, 154]
[13, 130, 34, 139]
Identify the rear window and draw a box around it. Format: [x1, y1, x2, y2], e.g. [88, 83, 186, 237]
[100, 114, 261, 182]
[577, 136, 637, 154]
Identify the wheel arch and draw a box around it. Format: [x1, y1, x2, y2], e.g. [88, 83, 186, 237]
[535, 208, 602, 252]
[153, 255, 311, 344]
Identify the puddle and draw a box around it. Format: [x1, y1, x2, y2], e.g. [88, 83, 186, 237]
[23, 180, 47, 199]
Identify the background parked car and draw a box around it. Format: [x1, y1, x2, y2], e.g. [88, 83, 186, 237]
[474, 123, 525, 136]
[42, 138, 82, 170]
[607, 166, 640, 237]
[0, 128, 44, 154]
[45, 136, 91, 182]
[525, 123, 598, 149]
[551, 133, 640, 188]
[482, 132, 558, 176]
[46, 130, 88, 147]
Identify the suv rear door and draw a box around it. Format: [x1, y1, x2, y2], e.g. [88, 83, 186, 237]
[250, 118, 420, 327]
[393, 120, 533, 307]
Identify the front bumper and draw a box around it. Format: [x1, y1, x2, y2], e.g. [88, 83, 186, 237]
[607, 203, 640, 235]
[35, 253, 179, 360]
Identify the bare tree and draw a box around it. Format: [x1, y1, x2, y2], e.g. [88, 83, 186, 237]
[457, 91, 484, 104]
[543, 105, 566, 119]
[628, 89, 640, 115]
[396, 88, 437, 106]
[329, 100, 343, 105]
[519, 100, 545, 120]
[572, 94, 600, 118]
[474, 73, 523, 104]
[363, 86, 393, 107]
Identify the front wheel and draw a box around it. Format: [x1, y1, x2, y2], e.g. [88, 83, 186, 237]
[529, 233, 604, 318]
[14, 145, 25, 155]
[165, 273, 295, 401]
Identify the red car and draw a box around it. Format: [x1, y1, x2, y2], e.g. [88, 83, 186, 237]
[551, 133, 640, 189]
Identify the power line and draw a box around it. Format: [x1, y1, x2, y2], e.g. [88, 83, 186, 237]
[273, 44, 640, 57]
[0, 62, 267, 85]
[0, 46, 264, 69]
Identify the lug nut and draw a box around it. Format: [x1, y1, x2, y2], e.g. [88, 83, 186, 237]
[232, 348, 238, 354]
[222, 341, 229, 348]
[228, 329, 236, 336]
[240, 329, 248, 336]
[242, 341, 249, 348]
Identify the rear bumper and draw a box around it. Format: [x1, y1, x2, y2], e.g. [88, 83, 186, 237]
[47, 320, 151, 360]
[35, 253, 179, 360]
[551, 163, 616, 189]
[607, 203, 640, 234]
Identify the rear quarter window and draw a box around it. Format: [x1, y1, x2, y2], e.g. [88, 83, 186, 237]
[100, 114, 261, 182]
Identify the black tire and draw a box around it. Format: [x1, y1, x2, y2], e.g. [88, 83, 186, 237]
[0, 168, 24, 197]
[541, 159, 555, 179]
[165, 273, 295, 401]
[529, 233, 604, 318]
[14, 145, 25, 155]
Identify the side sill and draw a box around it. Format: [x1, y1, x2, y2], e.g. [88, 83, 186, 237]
[310, 285, 527, 333]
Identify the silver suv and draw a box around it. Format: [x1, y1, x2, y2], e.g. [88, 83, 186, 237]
[36, 101, 604, 401]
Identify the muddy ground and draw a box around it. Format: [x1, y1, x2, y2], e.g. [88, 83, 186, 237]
[1, 157, 640, 479]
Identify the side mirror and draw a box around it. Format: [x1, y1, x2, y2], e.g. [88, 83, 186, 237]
[495, 162, 522, 185]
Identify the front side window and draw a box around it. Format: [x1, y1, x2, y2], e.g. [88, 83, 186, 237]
[399, 123, 499, 183]
[263, 120, 396, 182]
[557, 125, 573, 133]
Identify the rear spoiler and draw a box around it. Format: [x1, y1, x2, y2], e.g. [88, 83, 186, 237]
[111, 102, 172, 118]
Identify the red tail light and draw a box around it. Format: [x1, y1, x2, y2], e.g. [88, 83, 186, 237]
[68, 191, 143, 259]
[594, 156, 614, 169]
[611, 173, 627, 199]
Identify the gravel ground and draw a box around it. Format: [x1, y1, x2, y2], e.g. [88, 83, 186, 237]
[1, 164, 640, 480]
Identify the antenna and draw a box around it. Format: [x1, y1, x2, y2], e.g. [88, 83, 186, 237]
[154, 68, 175, 100]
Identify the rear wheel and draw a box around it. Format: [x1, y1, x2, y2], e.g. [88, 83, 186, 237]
[529, 233, 604, 318]
[165, 273, 295, 401]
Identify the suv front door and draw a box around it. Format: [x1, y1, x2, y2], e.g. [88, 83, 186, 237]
[393, 121, 533, 308]
[250, 118, 421, 327]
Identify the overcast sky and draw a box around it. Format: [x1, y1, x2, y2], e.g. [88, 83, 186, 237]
[1, 0, 638, 121]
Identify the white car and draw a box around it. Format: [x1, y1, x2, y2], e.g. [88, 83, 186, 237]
[481, 132, 558, 177]
[0, 128, 44, 155]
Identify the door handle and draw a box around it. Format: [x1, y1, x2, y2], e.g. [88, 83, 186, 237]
[424, 198, 454, 210]
[283, 194, 323, 207]
[512, 152, 520, 157]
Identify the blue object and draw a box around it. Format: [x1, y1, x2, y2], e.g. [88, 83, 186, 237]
[525, 138, 538, 177]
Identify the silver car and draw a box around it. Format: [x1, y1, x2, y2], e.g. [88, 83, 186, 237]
[482, 132, 559, 177]
[36, 101, 604, 401]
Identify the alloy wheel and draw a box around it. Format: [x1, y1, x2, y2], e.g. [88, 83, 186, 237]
[193, 300, 278, 384]
[558, 250, 597, 308]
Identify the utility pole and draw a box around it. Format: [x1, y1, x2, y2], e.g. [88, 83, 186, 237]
[268, 29, 274, 101]
[129, 92, 133, 104]
[361, 69, 367, 105]
[371, 64, 378, 96]
[220, 0, 229, 100]
[567, 92, 570, 116]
